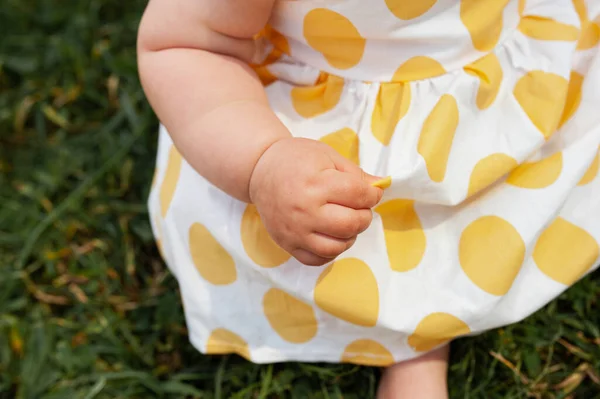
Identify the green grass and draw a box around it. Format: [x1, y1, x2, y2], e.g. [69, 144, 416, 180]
[1, 1, 599, 398]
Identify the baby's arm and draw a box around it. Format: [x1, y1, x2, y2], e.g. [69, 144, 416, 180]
[137, 0, 383, 266]
[137, 0, 287, 202]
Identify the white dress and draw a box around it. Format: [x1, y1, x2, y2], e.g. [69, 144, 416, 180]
[148, 0, 600, 366]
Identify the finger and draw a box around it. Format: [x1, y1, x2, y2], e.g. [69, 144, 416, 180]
[358, 169, 386, 186]
[328, 150, 384, 184]
[327, 149, 364, 175]
[291, 248, 332, 267]
[321, 170, 383, 209]
[302, 232, 356, 259]
[316, 204, 372, 238]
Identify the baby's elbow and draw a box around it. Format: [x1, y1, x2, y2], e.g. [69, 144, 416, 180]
[136, 5, 160, 55]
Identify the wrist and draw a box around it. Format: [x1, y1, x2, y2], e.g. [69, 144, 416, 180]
[248, 136, 295, 204]
[169, 101, 291, 203]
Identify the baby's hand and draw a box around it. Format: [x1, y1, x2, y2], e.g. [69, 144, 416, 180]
[249, 138, 383, 266]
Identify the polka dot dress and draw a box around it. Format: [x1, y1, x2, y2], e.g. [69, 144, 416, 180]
[148, 0, 600, 365]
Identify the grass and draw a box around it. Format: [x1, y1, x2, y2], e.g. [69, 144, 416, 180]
[1, 1, 599, 398]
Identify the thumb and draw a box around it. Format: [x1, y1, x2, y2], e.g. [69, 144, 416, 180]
[361, 171, 388, 205]
[330, 151, 382, 180]
[358, 169, 390, 190]
[361, 171, 384, 184]
[328, 150, 389, 190]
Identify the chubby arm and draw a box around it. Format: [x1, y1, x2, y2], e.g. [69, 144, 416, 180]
[137, 0, 289, 202]
[138, 0, 383, 266]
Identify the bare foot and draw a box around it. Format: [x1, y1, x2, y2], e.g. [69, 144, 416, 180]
[377, 345, 450, 399]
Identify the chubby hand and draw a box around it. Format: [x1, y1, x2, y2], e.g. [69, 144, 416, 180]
[249, 137, 383, 266]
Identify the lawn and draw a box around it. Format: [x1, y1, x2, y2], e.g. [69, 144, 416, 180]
[1, 1, 599, 398]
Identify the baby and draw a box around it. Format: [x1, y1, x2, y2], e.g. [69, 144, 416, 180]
[138, 0, 600, 397]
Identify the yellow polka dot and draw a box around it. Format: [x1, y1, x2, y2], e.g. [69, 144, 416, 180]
[160, 145, 183, 217]
[303, 8, 366, 70]
[372, 176, 392, 189]
[263, 288, 318, 344]
[262, 29, 289, 64]
[268, 27, 290, 56]
[518, 16, 580, 41]
[291, 74, 345, 118]
[375, 200, 426, 272]
[513, 71, 568, 139]
[385, 0, 438, 20]
[341, 339, 394, 367]
[464, 52, 504, 110]
[519, 0, 526, 16]
[241, 204, 291, 268]
[467, 153, 518, 197]
[573, 0, 587, 19]
[460, 0, 511, 52]
[254, 66, 278, 87]
[189, 223, 237, 285]
[256, 25, 290, 59]
[559, 71, 584, 128]
[251, 26, 290, 87]
[578, 148, 599, 186]
[206, 328, 250, 360]
[315, 258, 379, 327]
[506, 152, 563, 189]
[392, 56, 446, 82]
[408, 313, 471, 352]
[534, 217, 599, 285]
[371, 83, 411, 145]
[319, 128, 359, 165]
[459, 216, 526, 296]
[417, 94, 459, 183]
[578, 21, 600, 50]
[573, 0, 600, 50]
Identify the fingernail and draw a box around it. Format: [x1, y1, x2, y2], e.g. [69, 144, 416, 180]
[371, 176, 392, 189]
